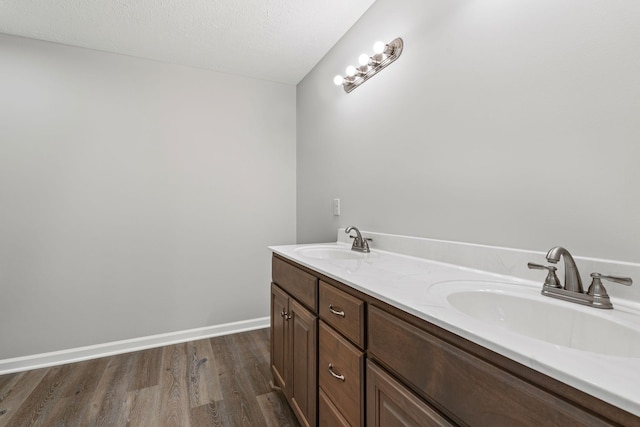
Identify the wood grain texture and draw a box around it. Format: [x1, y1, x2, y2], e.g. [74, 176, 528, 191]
[271, 283, 289, 394]
[2, 364, 74, 426]
[366, 360, 453, 427]
[368, 305, 613, 427]
[190, 400, 228, 427]
[188, 339, 222, 407]
[125, 386, 160, 427]
[47, 357, 111, 426]
[278, 255, 640, 427]
[288, 299, 317, 427]
[210, 334, 268, 426]
[272, 256, 318, 312]
[92, 353, 138, 427]
[257, 391, 299, 427]
[128, 347, 163, 392]
[318, 388, 350, 427]
[318, 281, 365, 349]
[159, 344, 190, 426]
[0, 369, 48, 426]
[0, 328, 299, 427]
[318, 321, 363, 427]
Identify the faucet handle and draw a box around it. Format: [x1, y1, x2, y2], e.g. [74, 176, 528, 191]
[589, 273, 632, 286]
[586, 273, 632, 308]
[527, 263, 561, 289]
[528, 262, 554, 271]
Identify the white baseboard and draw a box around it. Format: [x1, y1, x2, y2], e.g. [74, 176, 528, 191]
[0, 317, 270, 375]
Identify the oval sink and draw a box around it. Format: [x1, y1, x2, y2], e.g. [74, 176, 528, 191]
[295, 246, 366, 260]
[430, 281, 640, 358]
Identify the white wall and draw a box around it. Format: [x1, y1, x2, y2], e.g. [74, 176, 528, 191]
[297, 0, 640, 263]
[0, 34, 296, 359]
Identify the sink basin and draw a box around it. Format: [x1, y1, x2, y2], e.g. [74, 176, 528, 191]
[430, 281, 640, 358]
[294, 245, 366, 260]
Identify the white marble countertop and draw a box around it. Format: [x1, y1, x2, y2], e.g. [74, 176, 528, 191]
[270, 242, 640, 417]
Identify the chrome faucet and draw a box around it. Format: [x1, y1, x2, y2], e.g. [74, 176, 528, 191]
[546, 246, 583, 293]
[528, 246, 633, 309]
[345, 226, 371, 253]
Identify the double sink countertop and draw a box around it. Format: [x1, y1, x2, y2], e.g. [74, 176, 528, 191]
[269, 241, 640, 417]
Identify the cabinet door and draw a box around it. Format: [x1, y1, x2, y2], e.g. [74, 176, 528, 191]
[271, 284, 289, 393]
[289, 298, 318, 427]
[367, 360, 453, 427]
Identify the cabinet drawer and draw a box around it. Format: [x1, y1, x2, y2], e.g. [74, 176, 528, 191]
[319, 281, 365, 347]
[368, 305, 612, 426]
[319, 388, 350, 427]
[367, 360, 453, 427]
[272, 256, 318, 312]
[319, 321, 364, 427]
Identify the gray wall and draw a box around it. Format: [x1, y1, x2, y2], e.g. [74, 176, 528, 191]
[0, 34, 296, 359]
[297, 0, 640, 263]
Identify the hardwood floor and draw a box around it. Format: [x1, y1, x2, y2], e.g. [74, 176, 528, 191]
[0, 328, 300, 427]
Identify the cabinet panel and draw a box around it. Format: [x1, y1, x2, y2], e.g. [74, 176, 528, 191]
[367, 360, 453, 427]
[368, 305, 612, 427]
[273, 256, 318, 312]
[289, 299, 318, 427]
[319, 321, 364, 427]
[271, 284, 289, 392]
[319, 281, 365, 348]
[319, 387, 350, 427]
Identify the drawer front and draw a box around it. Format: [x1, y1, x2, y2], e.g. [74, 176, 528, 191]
[368, 305, 612, 427]
[319, 321, 364, 427]
[319, 388, 350, 427]
[272, 256, 318, 312]
[319, 281, 365, 348]
[366, 360, 453, 427]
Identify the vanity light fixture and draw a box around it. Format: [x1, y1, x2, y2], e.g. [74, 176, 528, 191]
[333, 37, 403, 93]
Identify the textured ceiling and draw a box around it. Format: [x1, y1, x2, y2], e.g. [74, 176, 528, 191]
[0, 0, 376, 84]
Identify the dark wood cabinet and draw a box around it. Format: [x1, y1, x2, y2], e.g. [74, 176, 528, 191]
[271, 256, 319, 427]
[366, 360, 453, 427]
[289, 298, 318, 426]
[368, 305, 619, 427]
[319, 280, 365, 348]
[272, 255, 318, 311]
[270, 283, 318, 427]
[271, 254, 639, 427]
[319, 387, 350, 427]
[270, 283, 289, 391]
[318, 321, 364, 427]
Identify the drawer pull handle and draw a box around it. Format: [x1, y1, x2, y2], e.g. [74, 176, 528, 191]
[329, 304, 345, 317]
[328, 363, 345, 381]
[281, 310, 292, 320]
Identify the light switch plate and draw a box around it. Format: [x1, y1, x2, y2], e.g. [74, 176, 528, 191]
[333, 198, 341, 216]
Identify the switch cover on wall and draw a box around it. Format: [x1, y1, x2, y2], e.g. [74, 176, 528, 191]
[333, 198, 341, 216]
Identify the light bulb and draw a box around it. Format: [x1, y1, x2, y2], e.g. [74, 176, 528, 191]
[333, 75, 344, 86]
[346, 65, 357, 77]
[373, 41, 386, 54]
[358, 54, 370, 66]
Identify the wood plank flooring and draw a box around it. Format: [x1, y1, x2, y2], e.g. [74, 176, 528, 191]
[0, 328, 299, 427]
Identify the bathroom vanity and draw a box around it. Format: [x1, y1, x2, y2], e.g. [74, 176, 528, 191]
[270, 235, 640, 426]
